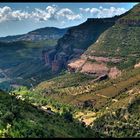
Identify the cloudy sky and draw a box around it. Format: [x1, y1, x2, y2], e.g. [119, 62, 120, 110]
[0, 3, 137, 37]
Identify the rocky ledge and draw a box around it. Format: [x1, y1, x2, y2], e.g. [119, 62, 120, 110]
[68, 58, 121, 79]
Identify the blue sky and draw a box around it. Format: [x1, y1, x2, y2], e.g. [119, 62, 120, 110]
[0, 3, 137, 37]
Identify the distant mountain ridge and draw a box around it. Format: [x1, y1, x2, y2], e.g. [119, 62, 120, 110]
[0, 27, 68, 42]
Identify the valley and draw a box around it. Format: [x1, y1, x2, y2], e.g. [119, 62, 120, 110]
[0, 27, 67, 91]
[0, 3, 140, 138]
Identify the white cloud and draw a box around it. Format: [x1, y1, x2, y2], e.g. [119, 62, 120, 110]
[0, 6, 12, 14]
[0, 6, 30, 22]
[79, 8, 90, 12]
[32, 6, 81, 21]
[57, 8, 81, 20]
[0, 5, 81, 23]
[0, 5, 128, 23]
[0, 6, 12, 22]
[79, 6, 127, 18]
[33, 6, 56, 21]
[32, 8, 55, 21]
[11, 10, 30, 20]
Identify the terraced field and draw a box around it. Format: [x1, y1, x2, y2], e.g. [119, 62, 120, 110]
[91, 83, 140, 137]
[42, 68, 140, 110]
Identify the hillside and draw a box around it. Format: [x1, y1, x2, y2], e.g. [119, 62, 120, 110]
[0, 90, 101, 138]
[68, 3, 140, 78]
[86, 3, 140, 57]
[0, 40, 57, 91]
[9, 4, 140, 138]
[0, 7, 130, 90]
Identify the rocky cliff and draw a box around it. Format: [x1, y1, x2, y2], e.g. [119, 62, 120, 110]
[42, 16, 120, 73]
[67, 3, 140, 79]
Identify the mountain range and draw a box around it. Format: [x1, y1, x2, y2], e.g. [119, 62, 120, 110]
[0, 27, 68, 42]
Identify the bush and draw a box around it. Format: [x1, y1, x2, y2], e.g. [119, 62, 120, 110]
[1, 112, 15, 123]
[83, 100, 93, 109]
[63, 111, 73, 122]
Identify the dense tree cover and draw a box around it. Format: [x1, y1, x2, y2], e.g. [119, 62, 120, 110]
[0, 90, 102, 138]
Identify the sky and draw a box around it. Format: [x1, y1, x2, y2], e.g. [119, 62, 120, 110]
[0, 3, 138, 37]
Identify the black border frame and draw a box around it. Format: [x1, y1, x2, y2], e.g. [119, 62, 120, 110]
[0, 0, 140, 3]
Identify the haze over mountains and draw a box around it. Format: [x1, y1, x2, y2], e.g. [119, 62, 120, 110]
[0, 27, 68, 42]
[0, 3, 140, 138]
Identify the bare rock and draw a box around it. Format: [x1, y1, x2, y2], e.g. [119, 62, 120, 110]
[67, 59, 86, 72]
[108, 67, 121, 79]
[134, 62, 140, 68]
[80, 62, 109, 75]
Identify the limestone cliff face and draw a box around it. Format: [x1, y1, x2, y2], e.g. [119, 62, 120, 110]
[42, 48, 69, 72]
[42, 16, 119, 73]
[68, 58, 121, 79]
[68, 59, 109, 75]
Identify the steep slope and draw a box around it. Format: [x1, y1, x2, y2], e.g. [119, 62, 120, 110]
[32, 68, 140, 109]
[92, 83, 140, 137]
[85, 3, 140, 60]
[68, 3, 140, 78]
[42, 16, 119, 72]
[0, 40, 56, 91]
[0, 27, 67, 42]
[0, 27, 68, 91]
[0, 90, 100, 138]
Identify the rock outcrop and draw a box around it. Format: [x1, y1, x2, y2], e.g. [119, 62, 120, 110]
[68, 59, 86, 72]
[134, 62, 140, 68]
[80, 62, 109, 75]
[42, 49, 70, 72]
[86, 55, 121, 63]
[68, 58, 121, 79]
[108, 67, 122, 79]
